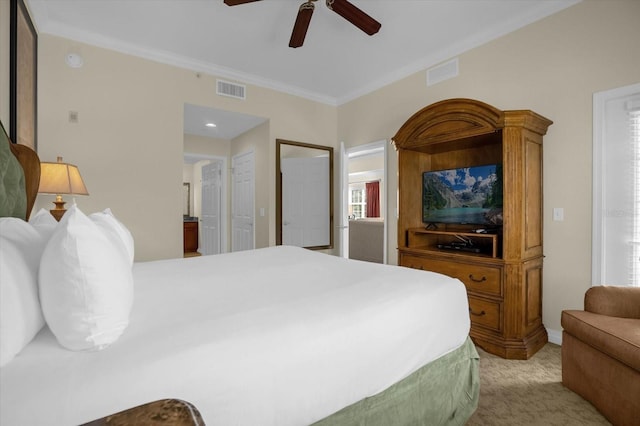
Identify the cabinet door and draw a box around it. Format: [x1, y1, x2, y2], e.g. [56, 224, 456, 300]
[183, 222, 198, 252]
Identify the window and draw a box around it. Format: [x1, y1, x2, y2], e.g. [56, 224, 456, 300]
[593, 83, 640, 287]
[349, 184, 366, 219]
[631, 102, 640, 284]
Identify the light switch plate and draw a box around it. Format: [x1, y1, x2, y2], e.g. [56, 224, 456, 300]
[553, 207, 564, 221]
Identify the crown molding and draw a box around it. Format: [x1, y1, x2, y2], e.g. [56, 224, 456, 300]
[28, 0, 580, 107]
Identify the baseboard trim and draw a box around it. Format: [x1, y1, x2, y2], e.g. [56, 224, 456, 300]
[547, 327, 562, 345]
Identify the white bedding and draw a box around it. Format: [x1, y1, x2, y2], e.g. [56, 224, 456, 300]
[0, 245, 470, 426]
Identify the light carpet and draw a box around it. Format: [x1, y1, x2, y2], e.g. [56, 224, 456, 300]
[466, 343, 611, 426]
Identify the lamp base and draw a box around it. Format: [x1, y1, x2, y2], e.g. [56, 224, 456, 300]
[50, 198, 66, 222]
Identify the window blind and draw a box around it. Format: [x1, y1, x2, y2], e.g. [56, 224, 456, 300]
[630, 103, 640, 285]
[593, 83, 640, 287]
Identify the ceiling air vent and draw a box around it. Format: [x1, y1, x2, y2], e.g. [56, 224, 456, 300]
[217, 79, 246, 100]
[426, 58, 459, 87]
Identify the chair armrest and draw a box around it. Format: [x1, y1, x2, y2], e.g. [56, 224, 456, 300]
[584, 286, 640, 319]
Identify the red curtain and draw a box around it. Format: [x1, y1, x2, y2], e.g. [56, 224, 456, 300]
[366, 181, 380, 217]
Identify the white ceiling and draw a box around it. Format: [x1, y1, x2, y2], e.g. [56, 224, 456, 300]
[26, 0, 579, 141]
[27, 0, 579, 107]
[183, 103, 267, 139]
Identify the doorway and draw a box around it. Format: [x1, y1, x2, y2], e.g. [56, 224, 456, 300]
[340, 140, 388, 263]
[183, 103, 267, 255]
[183, 154, 228, 255]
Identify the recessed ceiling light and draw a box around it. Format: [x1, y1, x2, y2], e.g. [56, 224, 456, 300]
[205, 123, 217, 128]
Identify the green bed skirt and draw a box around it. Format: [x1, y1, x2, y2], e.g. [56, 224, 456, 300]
[312, 337, 480, 426]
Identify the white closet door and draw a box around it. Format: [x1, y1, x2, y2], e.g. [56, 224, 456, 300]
[201, 161, 222, 255]
[231, 151, 255, 252]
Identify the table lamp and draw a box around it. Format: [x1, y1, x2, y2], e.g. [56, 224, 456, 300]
[38, 156, 89, 221]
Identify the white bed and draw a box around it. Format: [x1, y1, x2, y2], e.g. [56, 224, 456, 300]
[1, 132, 478, 426]
[1, 245, 472, 425]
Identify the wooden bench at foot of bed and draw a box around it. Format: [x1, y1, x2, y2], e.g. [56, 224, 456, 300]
[81, 399, 205, 426]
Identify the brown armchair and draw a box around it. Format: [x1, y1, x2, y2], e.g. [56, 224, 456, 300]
[561, 286, 640, 426]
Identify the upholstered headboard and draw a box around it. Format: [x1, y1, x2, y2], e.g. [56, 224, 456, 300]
[0, 122, 40, 220]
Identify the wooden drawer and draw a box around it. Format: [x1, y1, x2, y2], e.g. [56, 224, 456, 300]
[400, 253, 428, 270]
[401, 254, 502, 297]
[468, 296, 502, 332]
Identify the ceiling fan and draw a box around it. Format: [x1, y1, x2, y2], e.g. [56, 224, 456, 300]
[223, 0, 382, 48]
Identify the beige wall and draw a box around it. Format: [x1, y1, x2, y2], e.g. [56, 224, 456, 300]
[337, 0, 640, 335]
[6, 0, 639, 336]
[184, 134, 230, 158]
[33, 34, 337, 261]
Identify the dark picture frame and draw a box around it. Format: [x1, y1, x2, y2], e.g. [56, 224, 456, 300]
[10, 0, 38, 150]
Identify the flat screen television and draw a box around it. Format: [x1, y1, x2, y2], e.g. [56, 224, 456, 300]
[422, 164, 503, 227]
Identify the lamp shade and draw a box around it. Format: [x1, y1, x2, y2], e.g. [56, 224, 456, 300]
[38, 157, 89, 195]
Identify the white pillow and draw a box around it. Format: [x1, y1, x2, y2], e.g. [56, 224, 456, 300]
[89, 208, 135, 265]
[28, 208, 59, 241]
[39, 205, 134, 351]
[0, 218, 46, 366]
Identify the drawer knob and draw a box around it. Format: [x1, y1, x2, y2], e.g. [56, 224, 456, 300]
[468, 274, 487, 283]
[469, 308, 487, 317]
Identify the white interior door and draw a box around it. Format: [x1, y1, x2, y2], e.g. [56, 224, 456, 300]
[339, 142, 349, 258]
[201, 160, 222, 255]
[231, 151, 255, 252]
[282, 156, 329, 247]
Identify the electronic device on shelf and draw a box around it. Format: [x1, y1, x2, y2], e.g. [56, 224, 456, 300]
[437, 234, 483, 253]
[436, 244, 482, 253]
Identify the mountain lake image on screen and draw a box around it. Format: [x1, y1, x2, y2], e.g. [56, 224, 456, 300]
[422, 164, 503, 226]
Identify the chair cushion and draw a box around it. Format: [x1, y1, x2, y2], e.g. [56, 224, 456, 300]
[562, 309, 640, 371]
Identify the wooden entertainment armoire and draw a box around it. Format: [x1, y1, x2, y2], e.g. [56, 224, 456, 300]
[393, 98, 552, 359]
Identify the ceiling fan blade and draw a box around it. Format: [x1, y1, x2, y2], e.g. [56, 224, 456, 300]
[289, 2, 315, 48]
[326, 0, 381, 36]
[223, 0, 262, 6]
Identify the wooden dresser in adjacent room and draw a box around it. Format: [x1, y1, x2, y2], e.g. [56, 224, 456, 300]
[393, 98, 552, 359]
[183, 218, 199, 257]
